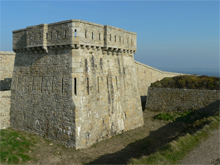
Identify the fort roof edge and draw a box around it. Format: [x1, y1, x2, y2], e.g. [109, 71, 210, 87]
[12, 19, 137, 35]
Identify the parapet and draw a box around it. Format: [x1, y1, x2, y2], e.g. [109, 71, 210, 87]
[13, 20, 137, 54]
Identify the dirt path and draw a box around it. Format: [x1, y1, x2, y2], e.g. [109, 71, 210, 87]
[179, 129, 220, 165]
[25, 110, 186, 165]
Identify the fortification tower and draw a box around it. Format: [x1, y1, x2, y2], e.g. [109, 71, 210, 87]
[11, 19, 143, 149]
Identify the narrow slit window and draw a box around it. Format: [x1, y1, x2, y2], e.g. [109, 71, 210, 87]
[104, 34, 106, 41]
[74, 78, 77, 95]
[87, 78, 89, 95]
[99, 33, 100, 40]
[62, 78, 63, 95]
[115, 35, 116, 42]
[46, 33, 48, 39]
[75, 29, 77, 37]
[97, 77, 99, 93]
[41, 77, 43, 93]
[107, 77, 108, 89]
[85, 30, 87, 38]
[110, 34, 111, 41]
[64, 30, 67, 38]
[116, 76, 118, 90]
[92, 32, 93, 39]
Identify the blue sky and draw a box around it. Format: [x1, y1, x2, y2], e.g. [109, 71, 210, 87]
[0, 1, 219, 71]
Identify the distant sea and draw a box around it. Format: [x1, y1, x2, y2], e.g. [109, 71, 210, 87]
[160, 68, 219, 77]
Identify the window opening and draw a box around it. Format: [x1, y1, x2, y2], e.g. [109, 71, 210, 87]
[92, 32, 93, 39]
[62, 78, 63, 95]
[75, 29, 77, 37]
[46, 33, 48, 39]
[116, 76, 118, 90]
[74, 78, 77, 95]
[87, 78, 89, 94]
[115, 35, 116, 42]
[97, 77, 99, 93]
[99, 33, 100, 40]
[104, 34, 106, 41]
[64, 30, 67, 38]
[110, 34, 111, 41]
[85, 30, 87, 38]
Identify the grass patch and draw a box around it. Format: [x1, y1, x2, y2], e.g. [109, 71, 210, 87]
[0, 128, 37, 164]
[129, 115, 220, 165]
[153, 110, 193, 122]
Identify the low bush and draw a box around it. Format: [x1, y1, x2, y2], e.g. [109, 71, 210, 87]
[151, 75, 219, 90]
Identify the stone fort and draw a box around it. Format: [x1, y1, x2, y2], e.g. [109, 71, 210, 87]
[0, 19, 182, 149]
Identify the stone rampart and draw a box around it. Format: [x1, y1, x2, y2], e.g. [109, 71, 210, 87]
[0, 51, 15, 80]
[135, 61, 184, 96]
[0, 91, 11, 129]
[146, 87, 220, 112]
[10, 20, 143, 149]
[0, 51, 15, 91]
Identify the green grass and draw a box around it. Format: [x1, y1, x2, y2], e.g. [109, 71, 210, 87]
[0, 128, 37, 164]
[129, 115, 220, 165]
[154, 110, 193, 122]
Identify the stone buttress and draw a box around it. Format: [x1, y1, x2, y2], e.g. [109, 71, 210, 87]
[11, 19, 144, 149]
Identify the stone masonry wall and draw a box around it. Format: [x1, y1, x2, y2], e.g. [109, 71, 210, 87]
[146, 87, 220, 112]
[0, 51, 15, 80]
[10, 19, 143, 149]
[10, 48, 76, 146]
[0, 52, 15, 129]
[0, 91, 11, 129]
[135, 61, 184, 96]
[0, 51, 15, 90]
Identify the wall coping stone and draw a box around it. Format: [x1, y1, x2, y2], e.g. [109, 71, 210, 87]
[0, 51, 15, 55]
[135, 61, 185, 75]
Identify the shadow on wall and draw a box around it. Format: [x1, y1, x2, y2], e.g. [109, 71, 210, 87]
[0, 78, 12, 91]
[88, 99, 219, 164]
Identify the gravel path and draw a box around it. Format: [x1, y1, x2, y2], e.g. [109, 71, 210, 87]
[179, 129, 220, 165]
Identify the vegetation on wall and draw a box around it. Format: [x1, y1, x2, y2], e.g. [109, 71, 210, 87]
[151, 75, 219, 90]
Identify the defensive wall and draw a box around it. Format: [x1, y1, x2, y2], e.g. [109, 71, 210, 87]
[146, 87, 220, 112]
[0, 19, 183, 149]
[0, 51, 15, 129]
[0, 51, 15, 91]
[135, 61, 184, 96]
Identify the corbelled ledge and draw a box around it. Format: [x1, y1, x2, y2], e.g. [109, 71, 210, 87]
[13, 19, 137, 55]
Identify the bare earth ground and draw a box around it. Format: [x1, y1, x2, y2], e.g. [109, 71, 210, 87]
[179, 129, 220, 165]
[7, 105, 217, 165]
[23, 110, 186, 165]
